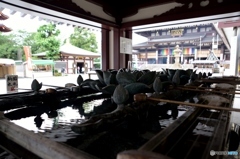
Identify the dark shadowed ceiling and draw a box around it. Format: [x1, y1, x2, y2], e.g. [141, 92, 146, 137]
[1, 0, 240, 29]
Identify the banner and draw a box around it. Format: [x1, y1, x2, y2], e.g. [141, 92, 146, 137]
[159, 48, 196, 56]
[23, 46, 32, 70]
[158, 49, 174, 56]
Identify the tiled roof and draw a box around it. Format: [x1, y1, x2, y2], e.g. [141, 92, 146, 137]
[60, 43, 101, 57]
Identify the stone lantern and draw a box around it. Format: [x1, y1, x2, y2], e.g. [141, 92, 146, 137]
[173, 45, 182, 69]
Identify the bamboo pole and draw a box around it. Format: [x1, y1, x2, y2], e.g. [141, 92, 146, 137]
[173, 86, 240, 94]
[134, 94, 240, 112]
[182, 85, 240, 92]
[196, 79, 240, 84]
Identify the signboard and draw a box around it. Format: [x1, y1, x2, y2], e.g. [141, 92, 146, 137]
[120, 37, 132, 54]
[5, 75, 18, 92]
[171, 29, 184, 36]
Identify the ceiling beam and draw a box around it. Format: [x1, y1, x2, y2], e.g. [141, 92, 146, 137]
[57, 22, 64, 25]
[20, 0, 118, 28]
[212, 23, 231, 51]
[218, 20, 240, 28]
[30, 15, 36, 19]
[122, 1, 240, 29]
[9, 10, 17, 15]
[20, 13, 27, 17]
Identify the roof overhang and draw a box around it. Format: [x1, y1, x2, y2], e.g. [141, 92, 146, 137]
[1, 0, 240, 29]
[0, 58, 15, 65]
[192, 60, 219, 64]
[60, 51, 101, 58]
[60, 43, 101, 58]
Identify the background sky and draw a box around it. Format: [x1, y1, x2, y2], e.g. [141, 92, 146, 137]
[2, 8, 148, 53]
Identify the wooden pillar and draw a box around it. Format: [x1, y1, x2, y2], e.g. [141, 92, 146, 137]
[90, 58, 92, 71]
[221, 44, 225, 60]
[145, 48, 148, 63]
[113, 28, 120, 69]
[73, 56, 76, 74]
[119, 30, 125, 68]
[168, 44, 171, 64]
[124, 29, 133, 68]
[66, 56, 69, 74]
[155, 47, 158, 64]
[83, 57, 87, 73]
[102, 28, 110, 71]
[102, 26, 130, 70]
[181, 42, 184, 64]
[119, 29, 133, 69]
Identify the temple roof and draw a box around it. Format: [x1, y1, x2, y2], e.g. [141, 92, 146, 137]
[132, 30, 223, 49]
[33, 45, 101, 58]
[206, 50, 219, 61]
[60, 43, 101, 58]
[149, 33, 207, 44]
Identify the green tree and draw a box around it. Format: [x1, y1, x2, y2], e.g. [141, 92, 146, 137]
[12, 30, 39, 60]
[0, 33, 19, 60]
[69, 27, 98, 53]
[35, 23, 61, 60]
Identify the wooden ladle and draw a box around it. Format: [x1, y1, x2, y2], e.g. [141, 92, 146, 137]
[133, 93, 240, 112]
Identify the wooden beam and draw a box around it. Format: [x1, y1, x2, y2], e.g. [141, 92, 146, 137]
[30, 15, 36, 19]
[0, 132, 41, 159]
[20, 0, 118, 28]
[121, 2, 240, 28]
[218, 20, 240, 28]
[213, 23, 231, 51]
[9, 10, 17, 15]
[117, 150, 173, 159]
[57, 22, 64, 25]
[20, 13, 27, 17]
[0, 119, 98, 159]
[38, 17, 43, 21]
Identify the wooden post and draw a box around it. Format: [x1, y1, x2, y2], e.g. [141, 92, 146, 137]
[0, 119, 98, 159]
[66, 56, 69, 74]
[117, 150, 173, 159]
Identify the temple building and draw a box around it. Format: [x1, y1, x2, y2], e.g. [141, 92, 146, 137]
[132, 23, 229, 66]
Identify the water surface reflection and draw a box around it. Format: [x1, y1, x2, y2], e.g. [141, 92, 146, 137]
[7, 99, 107, 142]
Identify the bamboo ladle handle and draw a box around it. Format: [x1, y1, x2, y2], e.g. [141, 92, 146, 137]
[134, 94, 240, 112]
[174, 87, 240, 94]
